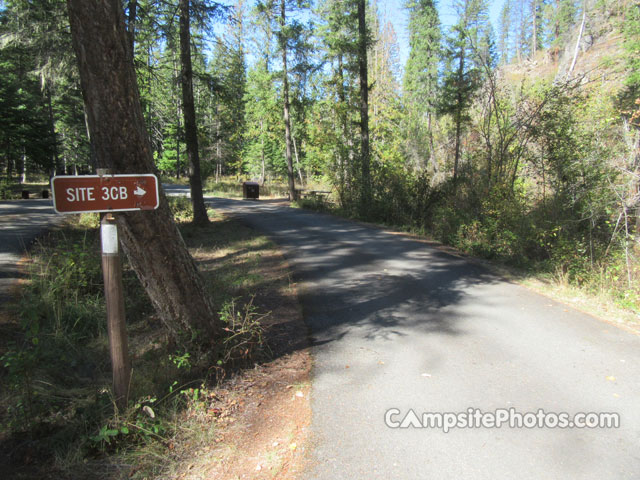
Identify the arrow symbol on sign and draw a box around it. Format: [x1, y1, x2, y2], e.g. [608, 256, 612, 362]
[133, 186, 146, 197]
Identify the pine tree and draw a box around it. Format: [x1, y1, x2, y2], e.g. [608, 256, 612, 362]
[544, 0, 578, 48]
[315, 0, 360, 204]
[0, 42, 56, 179]
[209, 0, 247, 178]
[511, 0, 528, 61]
[498, 0, 512, 63]
[438, 0, 490, 186]
[0, 0, 67, 178]
[403, 0, 441, 170]
[357, 0, 372, 211]
[369, 9, 403, 168]
[178, 0, 230, 224]
[244, 3, 284, 182]
[66, 0, 221, 348]
[1, 0, 84, 176]
[134, 0, 227, 222]
[254, 0, 312, 199]
[530, 0, 542, 56]
[244, 61, 283, 181]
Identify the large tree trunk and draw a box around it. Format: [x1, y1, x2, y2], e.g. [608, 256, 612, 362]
[126, 0, 137, 53]
[46, 86, 60, 176]
[66, 0, 219, 348]
[173, 71, 182, 179]
[260, 119, 266, 185]
[179, 0, 209, 225]
[336, 55, 348, 179]
[280, 0, 297, 201]
[357, 0, 371, 211]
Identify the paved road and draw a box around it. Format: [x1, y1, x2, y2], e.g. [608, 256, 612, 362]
[162, 183, 191, 197]
[205, 196, 640, 480]
[0, 199, 59, 306]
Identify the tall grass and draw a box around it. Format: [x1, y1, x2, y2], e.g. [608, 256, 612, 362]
[0, 198, 273, 477]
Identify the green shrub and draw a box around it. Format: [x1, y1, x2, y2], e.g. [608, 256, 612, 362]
[168, 195, 194, 221]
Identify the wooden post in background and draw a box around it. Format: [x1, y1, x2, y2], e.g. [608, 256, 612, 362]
[101, 211, 131, 411]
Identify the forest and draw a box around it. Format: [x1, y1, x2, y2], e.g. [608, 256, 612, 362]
[1, 0, 639, 309]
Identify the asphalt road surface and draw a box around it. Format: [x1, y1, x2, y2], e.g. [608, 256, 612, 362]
[0, 199, 59, 306]
[206, 196, 640, 480]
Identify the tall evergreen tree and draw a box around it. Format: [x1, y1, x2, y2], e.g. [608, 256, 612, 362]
[244, 58, 282, 181]
[1, 0, 83, 175]
[530, 0, 542, 56]
[0, 38, 56, 179]
[544, 0, 578, 48]
[368, 9, 402, 166]
[178, 0, 228, 224]
[210, 0, 247, 178]
[403, 0, 441, 170]
[179, 0, 208, 224]
[66, 0, 220, 348]
[498, 0, 512, 63]
[279, 0, 297, 199]
[357, 0, 372, 211]
[244, 2, 284, 182]
[438, 0, 490, 186]
[315, 0, 360, 204]
[511, 0, 528, 61]
[255, 0, 311, 200]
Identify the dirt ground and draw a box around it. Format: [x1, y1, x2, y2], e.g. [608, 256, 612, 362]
[162, 351, 312, 480]
[171, 221, 313, 480]
[162, 237, 313, 480]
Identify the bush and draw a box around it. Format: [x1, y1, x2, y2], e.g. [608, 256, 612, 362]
[168, 195, 194, 221]
[215, 297, 269, 375]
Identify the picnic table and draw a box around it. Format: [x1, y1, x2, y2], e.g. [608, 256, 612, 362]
[296, 189, 331, 203]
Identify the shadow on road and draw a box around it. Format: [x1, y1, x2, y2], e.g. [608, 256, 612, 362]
[206, 197, 503, 350]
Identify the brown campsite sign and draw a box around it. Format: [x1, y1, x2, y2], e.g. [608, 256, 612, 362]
[51, 174, 159, 214]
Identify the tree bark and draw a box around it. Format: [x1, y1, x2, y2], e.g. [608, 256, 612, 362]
[20, 148, 26, 184]
[336, 54, 348, 191]
[279, 0, 297, 201]
[126, 0, 137, 54]
[179, 0, 209, 225]
[173, 72, 182, 179]
[66, 0, 219, 348]
[260, 119, 266, 185]
[357, 0, 371, 211]
[293, 134, 304, 186]
[47, 86, 60, 176]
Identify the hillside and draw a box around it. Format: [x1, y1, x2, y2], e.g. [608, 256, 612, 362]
[503, 4, 626, 88]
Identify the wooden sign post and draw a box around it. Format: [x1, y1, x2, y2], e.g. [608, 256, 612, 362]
[100, 212, 131, 410]
[51, 170, 159, 410]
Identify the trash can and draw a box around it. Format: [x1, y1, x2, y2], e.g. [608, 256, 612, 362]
[21, 190, 30, 199]
[242, 181, 259, 200]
